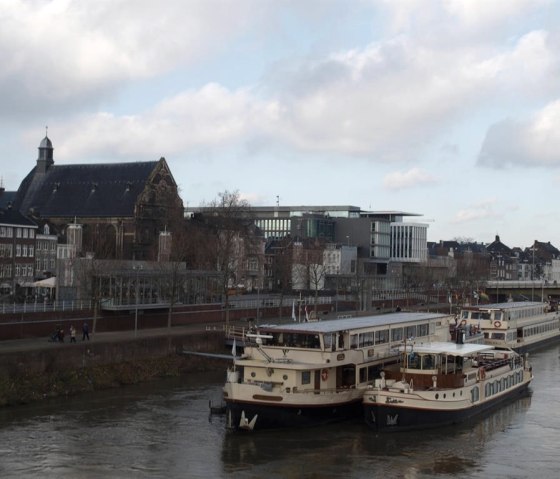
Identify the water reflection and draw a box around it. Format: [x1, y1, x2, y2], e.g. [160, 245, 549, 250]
[0, 346, 556, 479]
[220, 393, 532, 478]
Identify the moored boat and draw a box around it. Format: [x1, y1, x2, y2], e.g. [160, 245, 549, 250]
[363, 341, 533, 431]
[223, 312, 453, 431]
[459, 301, 560, 352]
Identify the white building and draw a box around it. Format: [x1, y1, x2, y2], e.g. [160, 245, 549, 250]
[390, 222, 428, 263]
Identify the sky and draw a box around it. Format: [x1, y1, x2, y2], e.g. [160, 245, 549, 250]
[1, 0, 560, 249]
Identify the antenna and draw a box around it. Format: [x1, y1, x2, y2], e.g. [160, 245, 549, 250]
[276, 195, 280, 207]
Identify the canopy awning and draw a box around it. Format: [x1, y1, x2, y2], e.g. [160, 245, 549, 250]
[33, 277, 57, 289]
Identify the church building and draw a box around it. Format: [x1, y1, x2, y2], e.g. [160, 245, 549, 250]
[12, 135, 183, 260]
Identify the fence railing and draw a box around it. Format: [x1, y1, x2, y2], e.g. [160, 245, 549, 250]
[0, 300, 93, 315]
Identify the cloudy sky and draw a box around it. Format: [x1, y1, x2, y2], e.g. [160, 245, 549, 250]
[2, 0, 560, 248]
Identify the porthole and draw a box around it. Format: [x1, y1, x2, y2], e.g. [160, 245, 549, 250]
[443, 393, 446, 399]
[283, 375, 288, 380]
[251, 372, 256, 378]
[435, 393, 439, 399]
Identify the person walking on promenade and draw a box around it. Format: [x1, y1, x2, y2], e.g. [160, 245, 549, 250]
[82, 322, 90, 341]
[69, 325, 77, 343]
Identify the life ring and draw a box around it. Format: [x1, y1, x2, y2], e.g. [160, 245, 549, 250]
[494, 321, 502, 328]
[478, 367, 486, 380]
[321, 369, 329, 381]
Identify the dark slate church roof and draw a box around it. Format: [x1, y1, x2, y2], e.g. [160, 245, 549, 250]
[15, 161, 159, 218]
[0, 205, 37, 227]
[0, 190, 17, 210]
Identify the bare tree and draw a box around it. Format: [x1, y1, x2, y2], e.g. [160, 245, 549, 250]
[200, 190, 256, 326]
[291, 239, 326, 317]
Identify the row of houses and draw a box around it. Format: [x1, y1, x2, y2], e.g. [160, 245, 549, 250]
[1, 134, 559, 304]
[429, 235, 560, 284]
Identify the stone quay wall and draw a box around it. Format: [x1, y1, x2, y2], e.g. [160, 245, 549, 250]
[0, 330, 230, 407]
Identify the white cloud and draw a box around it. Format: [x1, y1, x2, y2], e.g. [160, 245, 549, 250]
[0, 0, 263, 118]
[46, 83, 282, 161]
[379, 0, 551, 36]
[452, 199, 499, 223]
[478, 99, 560, 167]
[10, 0, 560, 172]
[383, 168, 438, 190]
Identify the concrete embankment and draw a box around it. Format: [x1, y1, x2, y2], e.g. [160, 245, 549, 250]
[0, 328, 230, 407]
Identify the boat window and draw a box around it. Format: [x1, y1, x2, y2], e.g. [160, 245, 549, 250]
[407, 352, 420, 369]
[359, 367, 367, 383]
[367, 365, 380, 380]
[405, 325, 416, 339]
[494, 312, 502, 321]
[461, 311, 469, 319]
[360, 331, 374, 347]
[391, 328, 403, 342]
[492, 333, 505, 340]
[375, 329, 389, 344]
[301, 371, 311, 385]
[270, 333, 321, 349]
[341, 366, 356, 388]
[421, 354, 435, 369]
[350, 334, 358, 349]
[324, 333, 334, 350]
[471, 386, 480, 402]
[417, 323, 429, 337]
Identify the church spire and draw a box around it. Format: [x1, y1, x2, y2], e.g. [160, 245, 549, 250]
[37, 128, 54, 173]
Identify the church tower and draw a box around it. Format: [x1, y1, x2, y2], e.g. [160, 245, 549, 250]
[36, 134, 54, 173]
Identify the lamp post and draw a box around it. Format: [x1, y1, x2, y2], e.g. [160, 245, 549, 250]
[133, 265, 143, 337]
[256, 286, 260, 327]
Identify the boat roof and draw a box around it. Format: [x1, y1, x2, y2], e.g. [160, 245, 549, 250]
[462, 301, 544, 311]
[403, 342, 493, 356]
[258, 312, 450, 335]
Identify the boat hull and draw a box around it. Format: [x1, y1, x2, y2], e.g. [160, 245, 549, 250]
[512, 332, 560, 354]
[225, 398, 363, 431]
[364, 382, 531, 432]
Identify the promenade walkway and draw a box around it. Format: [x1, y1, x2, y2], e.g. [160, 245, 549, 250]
[0, 323, 227, 355]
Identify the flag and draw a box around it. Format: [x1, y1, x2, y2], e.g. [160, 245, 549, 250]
[292, 300, 297, 322]
[232, 337, 236, 358]
[305, 305, 310, 322]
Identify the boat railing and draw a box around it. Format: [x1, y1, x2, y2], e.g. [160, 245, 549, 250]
[288, 386, 358, 394]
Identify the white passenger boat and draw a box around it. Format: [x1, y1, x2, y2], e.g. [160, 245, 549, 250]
[459, 301, 560, 352]
[363, 341, 533, 431]
[223, 312, 453, 431]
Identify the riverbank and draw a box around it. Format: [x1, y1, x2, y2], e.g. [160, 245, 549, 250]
[0, 327, 230, 407]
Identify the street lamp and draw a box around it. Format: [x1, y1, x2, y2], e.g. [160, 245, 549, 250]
[133, 265, 143, 337]
[531, 245, 536, 301]
[256, 286, 260, 327]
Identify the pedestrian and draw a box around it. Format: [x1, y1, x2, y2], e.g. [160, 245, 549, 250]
[58, 327, 65, 343]
[82, 322, 90, 341]
[69, 325, 77, 343]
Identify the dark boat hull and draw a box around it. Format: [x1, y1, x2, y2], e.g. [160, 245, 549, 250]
[364, 383, 531, 431]
[225, 399, 363, 431]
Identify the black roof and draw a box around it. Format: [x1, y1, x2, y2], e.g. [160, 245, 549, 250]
[15, 161, 159, 218]
[0, 190, 17, 209]
[0, 206, 37, 227]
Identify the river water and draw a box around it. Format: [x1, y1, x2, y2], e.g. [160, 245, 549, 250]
[1, 344, 559, 479]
